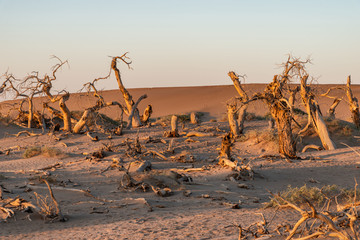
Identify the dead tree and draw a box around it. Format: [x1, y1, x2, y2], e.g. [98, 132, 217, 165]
[300, 75, 336, 150]
[111, 54, 148, 128]
[321, 75, 360, 128]
[2, 73, 42, 128]
[73, 73, 125, 134]
[345, 75, 360, 128]
[228, 71, 249, 133]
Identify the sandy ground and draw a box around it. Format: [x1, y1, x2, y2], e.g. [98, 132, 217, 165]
[0, 85, 359, 239]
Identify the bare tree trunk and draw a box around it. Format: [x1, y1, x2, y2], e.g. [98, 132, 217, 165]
[73, 109, 92, 134]
[59, 93, 72, 132]
[328, 98, 341, 120]
[111, 57, 142, 128]
[272, 107, 296, 158]
[345, 75, 360, 129]
[300, 76, 336, 150]
[27, 99, 34, 128]
[237, 105, 247, 134]
[228, 71, 249, 134]
[227, 104, 240, 137]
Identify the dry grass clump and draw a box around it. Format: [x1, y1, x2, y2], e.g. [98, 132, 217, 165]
[265, 184, 359, 208]
[23, 146, 64, 158]
[326, 118, 356, 136]
[33, 192, 58, 219]
[238, 129, 277, 143]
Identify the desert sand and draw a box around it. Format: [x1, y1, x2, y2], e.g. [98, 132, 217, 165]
[0, 84, 359, 239]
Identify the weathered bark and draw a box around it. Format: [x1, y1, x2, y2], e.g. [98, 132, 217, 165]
[228, 71, 249, 133]
[227, 104, 240, 137]
[142, 105, 152, 124]
[272, 105, 296, 158]
[300, 75, 336, 150]
[345, 75, 360, 128]
[111, 56, 142, 128]
[255, 75, 297, 158]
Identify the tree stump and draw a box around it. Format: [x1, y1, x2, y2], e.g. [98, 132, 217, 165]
[164, 115, 179, 137]
[190, 112, 199, 124]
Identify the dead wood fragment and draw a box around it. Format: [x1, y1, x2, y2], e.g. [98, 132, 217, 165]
[13, 130, 42, 137]
[136, 160, 152, 172]
[301, 145, 323, 153]
[186, 131, 213, 137]
[86, 132, 99, 141]
[146, 149, 167, 161]
[150, 185, 172, 197]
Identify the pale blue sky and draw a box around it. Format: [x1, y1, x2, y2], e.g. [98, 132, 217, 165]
[0, 0, 359, 92]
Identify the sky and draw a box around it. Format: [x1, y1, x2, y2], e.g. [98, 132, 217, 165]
[0, 0, 359, 94]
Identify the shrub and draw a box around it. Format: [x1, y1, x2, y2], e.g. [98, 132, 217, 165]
[23, 146, 63, 158]
[265, 184, 359, 208]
